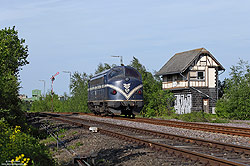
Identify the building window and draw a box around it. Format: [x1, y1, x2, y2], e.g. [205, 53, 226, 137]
[167, 75, 172, 82]
[197, 71, 205, 80]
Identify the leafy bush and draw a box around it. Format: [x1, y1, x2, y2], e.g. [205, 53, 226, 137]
[177, 112, 208, 122]
[0, 119, 55, 166]
[144, 89, 175, 117]
[30, 94, 63, 112]
[209, 118, 229, 123]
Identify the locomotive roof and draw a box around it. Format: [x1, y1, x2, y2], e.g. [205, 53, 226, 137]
[90, 66, 123, 80]
[90, 66, 139, 80]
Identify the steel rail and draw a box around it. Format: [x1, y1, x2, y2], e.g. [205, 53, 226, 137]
[138, 118, 250, 133]
[130, 118, 250, 137]
[75, 158, 91, 166]
[46, 112, 250, 137]
[42, 112, 250, 155]
[42, 113, 249, 166]
[31, 114, 90, 166]
[57, 113, 250, 155]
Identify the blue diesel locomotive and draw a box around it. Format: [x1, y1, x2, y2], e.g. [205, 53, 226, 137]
[87, 65, 143, 117]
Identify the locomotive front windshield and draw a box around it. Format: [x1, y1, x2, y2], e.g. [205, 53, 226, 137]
[125, 67, 140, 80]
[108, 67, 141, 80]
[108, 68, 124, 79]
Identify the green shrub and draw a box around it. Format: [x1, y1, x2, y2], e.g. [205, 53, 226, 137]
[177, 112, 208, 122]
[172, 112, 228, 123]
[30, 92, 91, 113]
[209, 118, 229, 123]
[0, 119, 55, 166]
[144, 89, 175, 117]
[30, 94, 62, 112]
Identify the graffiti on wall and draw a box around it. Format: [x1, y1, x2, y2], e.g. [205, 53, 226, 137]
[174, 94, 192, 114]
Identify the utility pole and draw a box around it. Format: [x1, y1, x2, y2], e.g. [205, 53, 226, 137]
[50, 72, 59, 112]
[63, 71, 72, 96]
[111, 55, 123, 65]
[39, 80, 46, 96]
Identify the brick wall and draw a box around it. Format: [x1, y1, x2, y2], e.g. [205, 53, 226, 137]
[172, 87, 218, 114]
[190, 87, 217, 113]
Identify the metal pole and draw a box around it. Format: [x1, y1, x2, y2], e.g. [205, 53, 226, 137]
[50, 72, 59, 112]
[111, 55, 123, 66]
[56, 127, 59, 149]
[44, 81, 45, 96]
[51, 78, 54, 112]
[63, 71, 72, 96]
[39, 80, 46, 96]
[120, 56, 123, 65]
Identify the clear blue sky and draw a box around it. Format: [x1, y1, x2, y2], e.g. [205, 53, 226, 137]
[1, 0, 250, 97]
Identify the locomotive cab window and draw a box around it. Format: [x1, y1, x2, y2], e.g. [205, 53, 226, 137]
[89, 77, 104, 87]
[125, 68, 140, 80]
[108, 68, 124, 79]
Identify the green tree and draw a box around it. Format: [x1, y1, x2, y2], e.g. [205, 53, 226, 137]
[30, 93, 63, 112]
[95, 63, 116, 74]
[0, 27, 55, 165]
[216, 60, 250, 119]
[30, 72, 91, 113]
[70, 72, 90, 112]
[218, 80, 226, 99]
[129, 57, 174, 116]
[129, 57, 160, 104]
[0, 27, 29, 126]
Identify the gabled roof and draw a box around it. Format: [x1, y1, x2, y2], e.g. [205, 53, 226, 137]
[156, 48, 225, 76]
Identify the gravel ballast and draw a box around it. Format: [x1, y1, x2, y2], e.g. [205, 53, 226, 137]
[73, 115, 250, 147]
[30, 114, 250, 165]
[37, 118, 198, 166]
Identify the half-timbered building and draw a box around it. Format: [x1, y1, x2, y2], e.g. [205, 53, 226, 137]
[156, 48, 225, 114]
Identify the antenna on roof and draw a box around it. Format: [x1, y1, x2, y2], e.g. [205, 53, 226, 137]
[111, 55, 123, 66]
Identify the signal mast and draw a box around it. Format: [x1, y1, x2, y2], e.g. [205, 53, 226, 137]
[50, 72, 59, 112]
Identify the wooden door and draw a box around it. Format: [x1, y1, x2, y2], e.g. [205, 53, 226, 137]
[203, 99, 209, 113]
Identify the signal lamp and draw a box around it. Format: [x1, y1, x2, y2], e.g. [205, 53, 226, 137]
[138, 90, 142, 94]
[112, 90, 117, 95]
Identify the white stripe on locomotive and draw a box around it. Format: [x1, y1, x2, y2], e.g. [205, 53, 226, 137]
[88, 84, 143, 100]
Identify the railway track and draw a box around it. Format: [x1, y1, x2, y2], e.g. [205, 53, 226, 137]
[27, 113, 91, 166]
[41, 112, 250, 166]
[50, 112, 250, 138]
[132, 118, 250, 137]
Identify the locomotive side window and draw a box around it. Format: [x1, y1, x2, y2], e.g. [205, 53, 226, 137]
[125, 68, 140, 79]
[108, 68, 124, 79]
[89, 77, 104, 87]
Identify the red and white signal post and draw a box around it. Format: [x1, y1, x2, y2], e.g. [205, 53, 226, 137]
[50, 72, 59, 112]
